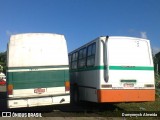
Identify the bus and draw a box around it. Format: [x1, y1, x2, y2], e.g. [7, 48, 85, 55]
[7, 33, 70, 108]
[69, 36, 155, 103]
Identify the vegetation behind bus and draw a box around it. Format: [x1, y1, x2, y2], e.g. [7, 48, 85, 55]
[154, 52, 160, 97]
[0, 51, 7, 73]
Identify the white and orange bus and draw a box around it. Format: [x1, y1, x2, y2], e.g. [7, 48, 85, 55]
[69, 36, 155, 103]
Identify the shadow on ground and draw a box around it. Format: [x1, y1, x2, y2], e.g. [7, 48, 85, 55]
[0, 100, 124, 117]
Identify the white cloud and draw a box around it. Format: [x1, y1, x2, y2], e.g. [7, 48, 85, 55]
[140, 32, 147, 39]
[128, 29, 148, 39]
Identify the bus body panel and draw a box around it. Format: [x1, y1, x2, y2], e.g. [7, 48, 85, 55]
[69, 36, 155, 103]
[7, 33, 70, 108]
[98, 37, 155, 102]
[97, 89, 155, 102]
[75, 70, 99, 102]
[8, 33, 68, 67]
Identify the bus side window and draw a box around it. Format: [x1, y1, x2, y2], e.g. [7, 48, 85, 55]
[71, 52, 78, 69]
[87, 43, 96, 67]
[78, 48, 86, 68]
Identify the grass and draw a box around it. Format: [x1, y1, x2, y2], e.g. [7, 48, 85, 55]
[95, 97, 160, 120]
[116, 97, 160, 111]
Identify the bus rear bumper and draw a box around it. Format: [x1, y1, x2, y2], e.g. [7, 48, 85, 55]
[97, 89, 155, 102]
[8, 94, 70, 108]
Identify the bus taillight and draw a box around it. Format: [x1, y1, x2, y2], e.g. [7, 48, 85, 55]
[101, 84, 112, 88]
[8, 84, 13, 95]
[144, 84, 154, 88]
[65, 81, 70, 91]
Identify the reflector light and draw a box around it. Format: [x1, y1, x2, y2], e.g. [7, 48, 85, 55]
[8, 84, 13, 95]
[65, 81, 70, 91]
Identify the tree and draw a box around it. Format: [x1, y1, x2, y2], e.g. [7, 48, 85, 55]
[155, 52, 160, 75]
[0, 51, 7, 73]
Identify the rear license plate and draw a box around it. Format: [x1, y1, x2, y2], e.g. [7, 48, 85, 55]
[34, 88, 45, 94]
[123, 83, 134, 88]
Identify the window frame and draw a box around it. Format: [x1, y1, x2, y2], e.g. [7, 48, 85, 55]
[71, 52, 78, 69]
[86, 42, 96, 67]
[78, 47, 87, 68]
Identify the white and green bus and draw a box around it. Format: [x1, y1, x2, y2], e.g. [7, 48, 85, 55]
[7, 33, 70, 108]
[69, 36, 155, 103]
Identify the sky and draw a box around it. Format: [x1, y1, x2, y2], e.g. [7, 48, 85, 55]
[0, 0, 160, 54]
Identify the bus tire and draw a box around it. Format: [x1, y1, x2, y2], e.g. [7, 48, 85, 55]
[71, 85, 80, 105]
[74, 87, 79, 104]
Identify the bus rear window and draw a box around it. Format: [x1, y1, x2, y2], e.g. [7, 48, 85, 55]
[108, 39, 151, 66]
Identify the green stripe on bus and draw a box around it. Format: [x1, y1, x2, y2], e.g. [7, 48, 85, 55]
[120, 80, 137, 83]
[70, 66, 154, 72]
[7, 65, 69, 70]
[7, 69, 69, 89]
[109, 66, 154, 70]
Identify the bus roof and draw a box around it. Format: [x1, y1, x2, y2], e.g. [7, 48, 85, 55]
[69, 36, 149, 54]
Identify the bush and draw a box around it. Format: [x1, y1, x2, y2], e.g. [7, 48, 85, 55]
[155, 73, 160, 97]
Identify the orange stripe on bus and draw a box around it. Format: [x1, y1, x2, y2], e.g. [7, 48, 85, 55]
[97, 89, 155, 102]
